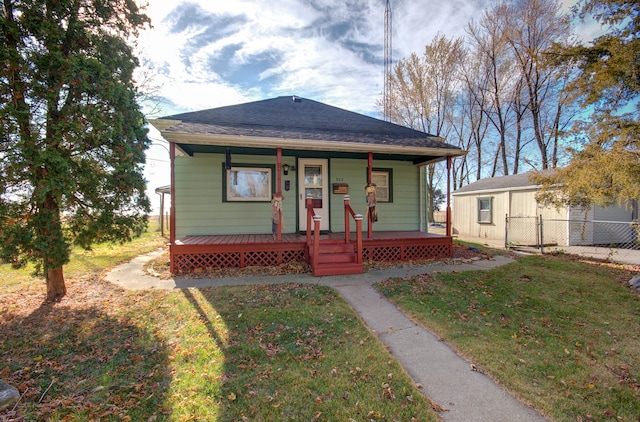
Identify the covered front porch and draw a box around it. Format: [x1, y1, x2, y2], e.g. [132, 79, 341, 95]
[154, 96, 465, 276]
[171, 231, 453, 273]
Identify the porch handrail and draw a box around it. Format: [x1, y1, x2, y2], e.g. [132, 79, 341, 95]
[306, 194, 316, 245]
[344, 195, 363, 265]
[312, 215, 321, 266]
[306, 195, 363, 267]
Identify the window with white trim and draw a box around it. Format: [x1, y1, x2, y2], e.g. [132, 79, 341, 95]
[370, 169, 392, 202]
[477, 197, 492, 224]
[224, 165, 273, 202]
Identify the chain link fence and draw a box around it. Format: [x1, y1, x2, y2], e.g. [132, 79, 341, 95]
[505, 215, 640, 264]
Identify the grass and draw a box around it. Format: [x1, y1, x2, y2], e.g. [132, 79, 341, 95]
[0, 230, 440, 421]
[375, 254, 640, 421]
[1, 229, 166, 294]
[153, 284, 438, 420]
[3, 230, 638, 421]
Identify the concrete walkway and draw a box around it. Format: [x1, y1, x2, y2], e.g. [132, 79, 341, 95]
[106, 253, 548, 422]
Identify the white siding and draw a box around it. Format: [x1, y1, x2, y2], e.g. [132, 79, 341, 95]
[454, 184, 637, 246]
[453, 191, 509, 240]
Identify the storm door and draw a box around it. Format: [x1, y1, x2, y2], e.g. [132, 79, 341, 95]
[298, 159, 329, 231]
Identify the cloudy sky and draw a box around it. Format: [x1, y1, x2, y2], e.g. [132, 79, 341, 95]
[140, 0, 497, 210]
[138, 0, 590, 213]
[136, 0, 503, 118]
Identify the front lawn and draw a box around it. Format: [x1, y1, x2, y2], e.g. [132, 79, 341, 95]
[0, 232, 439, 421]
[375, 254, 640, 421]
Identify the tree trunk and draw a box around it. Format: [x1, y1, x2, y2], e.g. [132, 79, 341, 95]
[513, 114, 522, 174]
[491, 143, 501, 177]
[531, 104, 549, 170]
[46, 267, 66, 302]
[475, 140, 482, 181]
[552, 102, 562, 168]
[41, 191, 67, 302]
[500, 132, 509, 176]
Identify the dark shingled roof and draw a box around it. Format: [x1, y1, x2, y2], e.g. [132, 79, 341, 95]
[159, 96, 460, 151]
[453, 172, 537, 195]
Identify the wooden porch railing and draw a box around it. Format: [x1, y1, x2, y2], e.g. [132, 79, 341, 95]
[343, 195, 363, 264]
[305, 194, 316, 246]
[305, 195, 364, 266]
[305, 194, 321, 267]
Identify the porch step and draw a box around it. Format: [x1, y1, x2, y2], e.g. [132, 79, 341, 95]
[309, 243, 355, 261]
[308, 240, 363, 276]
[312, 261, 364, 276]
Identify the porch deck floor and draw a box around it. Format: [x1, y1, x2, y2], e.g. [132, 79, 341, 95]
[176, 231, 446, 245]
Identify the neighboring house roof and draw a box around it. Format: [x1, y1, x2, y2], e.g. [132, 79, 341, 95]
[149, 96, 465, 165]
[453, 172, 539, 195]
[154, 185, 171, 195]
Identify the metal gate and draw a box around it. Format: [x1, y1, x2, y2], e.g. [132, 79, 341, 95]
[504, 215, 540, 250]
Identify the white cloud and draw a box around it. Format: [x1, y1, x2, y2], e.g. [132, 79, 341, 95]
[138, 0, 505, 117]
[138, 0, 592, 118]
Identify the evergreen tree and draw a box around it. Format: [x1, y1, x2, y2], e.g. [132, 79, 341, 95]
[533, 0, 640, 207]
[0, 0, 151, 301]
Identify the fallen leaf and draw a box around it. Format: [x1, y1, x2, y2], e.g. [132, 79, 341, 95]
[426, 396, 448, 412]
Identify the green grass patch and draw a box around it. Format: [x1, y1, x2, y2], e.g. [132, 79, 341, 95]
[154, 284, 439, 420]
[1, 284, 440, 421]
[375, 254, 640, 421]
[64, 230, 167, 278]
[0, 230, 166, 294]
[453, 238, 504, 257]
[1, 231, 439, 420]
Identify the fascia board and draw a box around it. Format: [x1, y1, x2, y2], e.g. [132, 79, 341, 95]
[452, 185, 540, 196]
[148, 119, 182, 131]
[160, 131, 466, 158]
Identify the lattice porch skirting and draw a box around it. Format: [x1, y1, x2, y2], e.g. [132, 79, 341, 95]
[361, 238, 452, 262]
[171, 235, 452, 274]
[172, 244, 307, 273]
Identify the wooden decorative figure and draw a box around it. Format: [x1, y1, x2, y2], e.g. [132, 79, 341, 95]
[271, 192, 284, 238]
[365, 183, 378, 223]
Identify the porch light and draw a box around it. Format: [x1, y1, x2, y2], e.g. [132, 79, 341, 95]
[282, 163, 290, 175]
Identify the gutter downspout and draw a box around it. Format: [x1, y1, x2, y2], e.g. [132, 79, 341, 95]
[169, 142, 176, 273]
[446, 156, 452, 238]
[368, 152, 373, 239]
[420, 166, 424, 232]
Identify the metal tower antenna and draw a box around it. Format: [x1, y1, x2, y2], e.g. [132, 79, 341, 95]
[384, 0, 392, 122]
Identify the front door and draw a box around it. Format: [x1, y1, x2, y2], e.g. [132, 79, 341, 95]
[298, 158, 329, 231]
